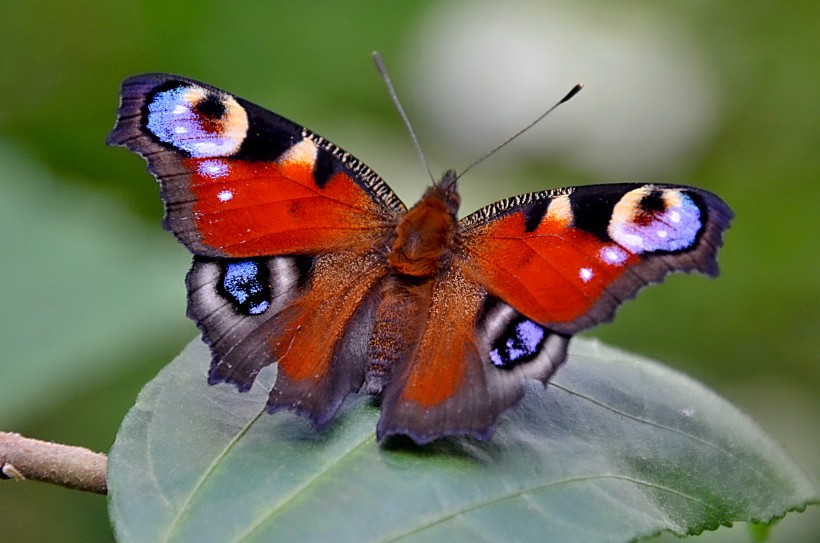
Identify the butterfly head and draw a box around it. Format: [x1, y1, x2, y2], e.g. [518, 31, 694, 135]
[430, 169, 461, 216]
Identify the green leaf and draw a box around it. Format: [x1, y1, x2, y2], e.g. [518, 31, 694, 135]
[108, 338, 818, 543]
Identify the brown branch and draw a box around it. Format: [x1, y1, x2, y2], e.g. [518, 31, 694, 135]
[0, 431, 107, 495]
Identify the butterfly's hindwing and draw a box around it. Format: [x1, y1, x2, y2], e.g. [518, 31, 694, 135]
[190, 250, 388, 424]
[187, 255, 310, 390]
[264, 251, 387, 425]
[377, 268, 569, 444]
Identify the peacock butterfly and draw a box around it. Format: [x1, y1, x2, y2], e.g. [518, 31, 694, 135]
[107, 70, 732, 444]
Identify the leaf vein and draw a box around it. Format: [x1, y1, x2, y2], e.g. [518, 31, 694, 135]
[549, 380, 771, 482]
[383, 474, 717, 542]
[232, 434, 375, 542]
[161, 408, 266, 542]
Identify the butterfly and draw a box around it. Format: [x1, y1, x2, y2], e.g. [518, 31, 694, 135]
[108, 73, 732, 444]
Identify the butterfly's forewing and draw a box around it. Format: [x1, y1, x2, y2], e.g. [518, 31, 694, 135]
[107, 74, 405, 258]
[108, 74, 402, 424]
[458, 183, 733, 334]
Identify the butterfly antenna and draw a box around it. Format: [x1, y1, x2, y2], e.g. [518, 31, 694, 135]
[457, 83, 584, 180]
[373, 52, 436, 184]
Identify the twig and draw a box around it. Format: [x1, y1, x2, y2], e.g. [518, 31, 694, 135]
[0, 431, 107, 495]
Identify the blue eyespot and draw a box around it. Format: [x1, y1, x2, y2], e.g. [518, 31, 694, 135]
[221, 261, 270, 315]
[146, 85, 247, 157]
[489, 318, 546, 369]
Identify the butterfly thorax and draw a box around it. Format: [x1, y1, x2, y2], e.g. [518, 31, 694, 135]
[386, 170, 461, 278]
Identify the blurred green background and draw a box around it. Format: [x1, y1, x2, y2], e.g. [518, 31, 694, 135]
[1, 1, 817, 541]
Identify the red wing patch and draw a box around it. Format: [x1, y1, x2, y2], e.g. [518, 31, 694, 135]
[179, 152, 390, 257]
[460, 209, 639, 325]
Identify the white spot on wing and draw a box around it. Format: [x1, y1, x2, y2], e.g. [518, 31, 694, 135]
[198, 159, 229, 179]
[217, 190, 233, 202]
[579, 267, 593, 282]
[546, 194, 573, 226]
[600, 245, 629, 266]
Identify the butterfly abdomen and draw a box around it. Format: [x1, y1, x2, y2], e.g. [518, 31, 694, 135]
[365, 279, 433, 395]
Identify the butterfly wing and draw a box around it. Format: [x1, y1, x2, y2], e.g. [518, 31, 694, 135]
[109, 74, 401, 424]
[187, 252, 386, 425]
[107, 73, 405, 258]
[458, 183, 733, 334]
[378, 183, 732, 443]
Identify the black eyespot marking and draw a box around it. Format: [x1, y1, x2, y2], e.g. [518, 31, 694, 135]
[489, 316, 547, 369]
[195, 93, 227, 119]
[218, 260, 272, 315]
[639, 190, 666, 214]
